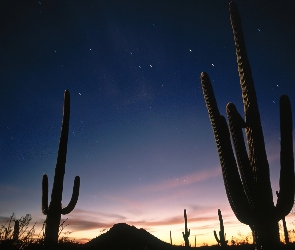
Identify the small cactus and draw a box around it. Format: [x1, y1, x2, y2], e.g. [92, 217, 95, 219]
[213, 209, 228, 247]
[42, 90, 80, 247]
[13, 220, 19, 241]
[182, 209, 190, 248]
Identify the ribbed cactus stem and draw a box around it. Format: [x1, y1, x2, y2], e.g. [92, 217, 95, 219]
[200, 2, 294, 249]
[42, 90, 80, 247]
[213, 209, 228, 247]
[182, 209, 190, 248]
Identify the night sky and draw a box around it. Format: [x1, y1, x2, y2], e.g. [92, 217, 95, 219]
[1, 0, 295, 246]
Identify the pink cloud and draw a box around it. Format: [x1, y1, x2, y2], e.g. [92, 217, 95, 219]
[71, 208, 127, 221]
[141, 167, 221, 192]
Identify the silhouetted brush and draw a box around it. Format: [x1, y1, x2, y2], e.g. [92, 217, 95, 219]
[200, 1, 294, 249]
[42, 90, 80, 247]
[182, 209, 190, 248]
[213, 209, 227, 247]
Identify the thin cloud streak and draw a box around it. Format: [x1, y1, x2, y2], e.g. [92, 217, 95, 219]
[128, 214, 217, 228]
[71, 208, 127, 221]
[67, 218, 113, 231]
[141, 167, 221, 192]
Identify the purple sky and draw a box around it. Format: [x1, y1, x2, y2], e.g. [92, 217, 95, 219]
[0, 0, 294, 246]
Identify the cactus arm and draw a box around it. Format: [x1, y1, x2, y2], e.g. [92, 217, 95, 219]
[276, 191, 290, 244]
[213, 230, 220, 244]
[276, 95, 294, 218]
[229, 1, 271, 189]
[61, 176, 80, 215]
[226, 103, 256, 208]
[229, 1, 274, 210]
[42, 174, 48, 215]
[201, 72, 252, 224]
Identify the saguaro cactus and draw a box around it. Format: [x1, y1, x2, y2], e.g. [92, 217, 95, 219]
[182, 209, 190, 247]
[42, 90, 80, 246]
[170, 230, 172, 245]
[214, 209, 227, 247]
[200, 2, 294, 249]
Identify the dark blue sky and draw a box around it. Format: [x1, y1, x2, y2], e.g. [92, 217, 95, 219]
[0, 0, 294, 245]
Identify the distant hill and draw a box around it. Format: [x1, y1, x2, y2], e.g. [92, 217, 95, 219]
[85, 223, 176, 250]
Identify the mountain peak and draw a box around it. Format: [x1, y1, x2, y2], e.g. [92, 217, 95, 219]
[86, 223, 173, 250]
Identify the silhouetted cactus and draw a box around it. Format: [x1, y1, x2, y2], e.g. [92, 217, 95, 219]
[170, 230, 172, 245]
[182, 209, 190, 248]
[213, 209, 227, 247]
[200, 2, 294, 249]
[42, 90, 80, 247]
[276, 191, 290, 244]
[13, 220, 19, 241]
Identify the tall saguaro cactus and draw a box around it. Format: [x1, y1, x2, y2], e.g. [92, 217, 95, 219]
[200, 2, 294, 249]
[182, 209, 190, 247]
[42, 90, 80, 247]
[213, 209, 227, 247]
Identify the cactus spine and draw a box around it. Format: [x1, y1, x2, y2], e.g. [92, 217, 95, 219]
[182, 209, 190, 248]
[213, 209, 227, 247]
[200, 2, 294, 249]
[42, 90, 80, 247]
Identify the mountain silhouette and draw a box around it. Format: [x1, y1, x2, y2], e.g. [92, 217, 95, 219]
[85, 223, 176, 250]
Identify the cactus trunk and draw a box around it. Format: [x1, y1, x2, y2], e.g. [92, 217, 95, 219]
[42, 90, 80, 247]
[282, 217, 289, 244]
[200, 2, 294, 249]
[276, 191, 289, 244]
[251, 220, 280, 248]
